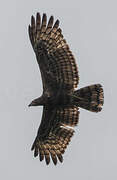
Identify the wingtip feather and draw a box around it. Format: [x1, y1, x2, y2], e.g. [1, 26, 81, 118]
[31, 15, 35, 27]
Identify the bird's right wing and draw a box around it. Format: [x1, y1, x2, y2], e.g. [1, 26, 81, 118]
[31, 105, 80, 165]
[28, 13, 79, 93]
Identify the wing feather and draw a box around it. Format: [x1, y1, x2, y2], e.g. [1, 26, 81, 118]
[31, 106, 79, 165]
[36, 12, 41, 30]
[46, 16, 54, 34]
[28, 13, 79, 92]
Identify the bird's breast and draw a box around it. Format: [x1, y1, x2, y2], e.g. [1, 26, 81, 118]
[57, 93, 72, 105]
[45, 92, 72, 106]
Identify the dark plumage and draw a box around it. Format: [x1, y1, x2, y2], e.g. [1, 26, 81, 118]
[28, 13, 104, 165]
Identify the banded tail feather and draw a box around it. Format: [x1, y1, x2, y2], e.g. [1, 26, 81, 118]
[73, 84, 104, 112]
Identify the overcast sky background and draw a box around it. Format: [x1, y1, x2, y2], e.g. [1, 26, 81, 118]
[0, 0, 116, 179]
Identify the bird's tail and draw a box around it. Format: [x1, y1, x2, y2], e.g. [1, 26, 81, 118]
[73, 84, 104, 112]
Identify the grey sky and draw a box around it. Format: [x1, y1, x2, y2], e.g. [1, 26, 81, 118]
[0, 0, 116, 179]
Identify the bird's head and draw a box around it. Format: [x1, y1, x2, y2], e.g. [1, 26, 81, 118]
[28, 100, 38, 107]
[28, 97, 44, 107]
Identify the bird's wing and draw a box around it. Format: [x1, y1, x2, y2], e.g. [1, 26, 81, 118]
[31, 105, 80, 165]
[28, 13, 79, 92]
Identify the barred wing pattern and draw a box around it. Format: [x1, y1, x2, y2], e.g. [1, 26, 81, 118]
[28, 12, 104, 165]
[31, 106, 79, 165]
[28, 13, 79, 91]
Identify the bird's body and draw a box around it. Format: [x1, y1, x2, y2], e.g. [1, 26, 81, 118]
[28, 13, 104, 165]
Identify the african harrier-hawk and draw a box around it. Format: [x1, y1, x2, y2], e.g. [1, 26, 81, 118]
[28, 13, 104, 165]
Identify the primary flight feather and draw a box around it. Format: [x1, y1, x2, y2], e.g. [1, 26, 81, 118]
[28, 13, 104, 165]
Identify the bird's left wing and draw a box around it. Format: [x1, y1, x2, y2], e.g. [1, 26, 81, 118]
[28, 13, 79, 93]
[31, 106, 80, 165]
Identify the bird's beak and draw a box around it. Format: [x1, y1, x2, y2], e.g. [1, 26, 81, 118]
[28, 102, 33, 107]
[28, 103, 31, 107]
[28, 100, 37, 107]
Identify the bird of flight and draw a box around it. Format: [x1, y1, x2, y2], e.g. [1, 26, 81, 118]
[28, 12, 104, 165]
